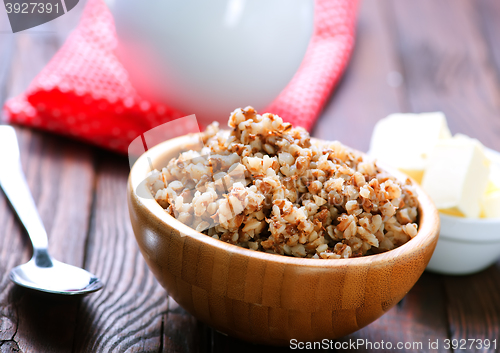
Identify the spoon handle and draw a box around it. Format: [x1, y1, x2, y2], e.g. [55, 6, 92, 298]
[0, 126, 49, 251]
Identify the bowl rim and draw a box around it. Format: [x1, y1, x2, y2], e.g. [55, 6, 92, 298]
[129, 133, 440, 268]
[439, 213, 500, 243]
[440, 213, 500, 224]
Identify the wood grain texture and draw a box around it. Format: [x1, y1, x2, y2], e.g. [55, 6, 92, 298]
[0, 7, 94, 353]
[1, 0, 500, 351]
[478, 0, 500, 85]
[72, 155, 171, 353]
[312, 0, 407, 152]
[164, 296, 210, 353]
[0, 130, 95, 353]
[388, 1, 500, 351]
[0, 35, 13, 111]
[390, 0, 500, 151]
[340, 273, 451, 353]
[443, 264, 500, 351]
[0, 29, 96, 351]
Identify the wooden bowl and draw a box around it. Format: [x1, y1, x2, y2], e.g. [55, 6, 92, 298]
[127, 133, 440, 346]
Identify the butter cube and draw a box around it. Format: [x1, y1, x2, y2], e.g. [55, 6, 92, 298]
[482, 192, 500, 218]
[422, 135, 490, 218]
[369, 112, 451, 183]
[485, 180, 500, 195]
[481, 161, 500, 218]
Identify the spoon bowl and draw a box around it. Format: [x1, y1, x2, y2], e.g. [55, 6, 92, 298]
[0, 126, 103, 295]
[10, 259, 102, 295]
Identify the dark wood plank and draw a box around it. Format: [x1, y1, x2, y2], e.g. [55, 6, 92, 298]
[340, 273, 451, 353]
[0, 130, 96, 353]
[390, 0, 500, 350]
[1, 5, 94, 352]
[312, 0, 407, 153]
[312, 1, 452, 352]
[163, 296, 210, 353]
[6, 33, 61, 99]
[478, 0, 500, 85]
[0, 35, 14, 114]
[211, 332, 294, 353]
[390, 0, 500, 151]
[1, 287, 82, 353]
[72, 155, 170, 352]
[0, 15, 24, 353]
[443, 263, 500, 352]
[1, 0, 499, 351]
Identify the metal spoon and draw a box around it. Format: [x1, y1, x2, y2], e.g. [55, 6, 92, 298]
[0, 126, 103, 295]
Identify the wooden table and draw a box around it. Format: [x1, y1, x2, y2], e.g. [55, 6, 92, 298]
[1, 0, 500, 352]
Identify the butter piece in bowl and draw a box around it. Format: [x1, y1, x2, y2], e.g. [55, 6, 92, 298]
[370, 112, 500, 275]
[482, 160, 500, 219]
[421, 134, 490, 219]
[369, 112, 451, 183]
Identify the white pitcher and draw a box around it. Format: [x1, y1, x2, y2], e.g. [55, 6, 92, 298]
[106, 0, 314, 125]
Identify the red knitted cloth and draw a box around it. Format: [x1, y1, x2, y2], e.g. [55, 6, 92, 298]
[3, 0, 358, 154]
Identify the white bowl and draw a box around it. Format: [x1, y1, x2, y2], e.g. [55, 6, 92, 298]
[106, 0, 314, 126]
[426, 215, 500, 275]
[426, 148, 500, 275]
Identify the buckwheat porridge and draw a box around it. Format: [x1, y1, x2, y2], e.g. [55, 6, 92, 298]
[147, 107, 419, 259]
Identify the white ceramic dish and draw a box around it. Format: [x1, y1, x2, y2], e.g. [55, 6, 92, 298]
[106, 0, 314, 126]
[426, 148, 500, 275]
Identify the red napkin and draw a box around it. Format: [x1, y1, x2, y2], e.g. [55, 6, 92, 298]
[4, 0, 358, 154]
